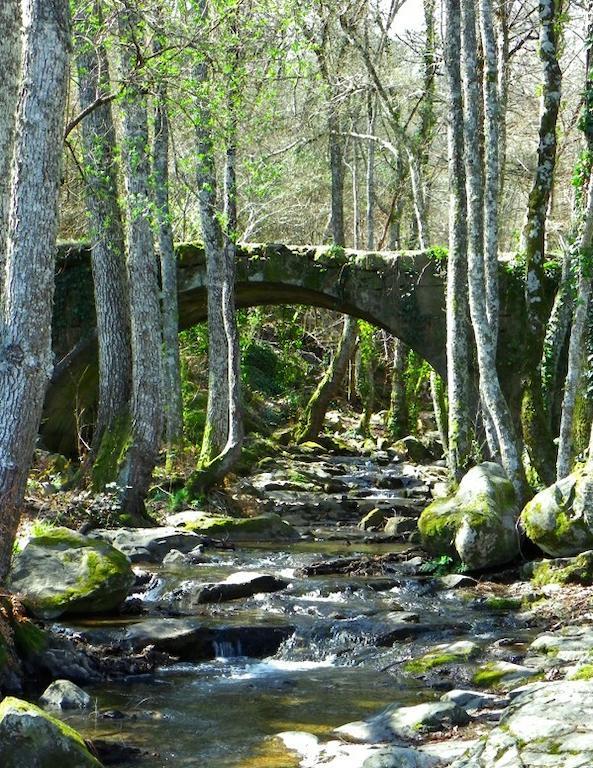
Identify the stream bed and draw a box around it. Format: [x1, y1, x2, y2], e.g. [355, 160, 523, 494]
[48, 451, 545, 767]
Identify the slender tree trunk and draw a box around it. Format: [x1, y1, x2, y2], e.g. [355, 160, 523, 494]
[495, 0, 509, 203]
[74, 3, 132, 489]
[187, 0, 243, 493]
[297, 316, 359, 443]
[431, 370, 449, 457]
[116, 8, 163, 518]
[519, 0, 562, 484]
[461, 0, 528, 502]
[153, 35, 183, 451]
[297, 46, 357, 443]
[443, 0, 470, 479]
[0, 0, 21, 288]
[0, 0, 70, 580]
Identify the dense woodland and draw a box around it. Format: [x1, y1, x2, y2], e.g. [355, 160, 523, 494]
[5, 0, 593, 766]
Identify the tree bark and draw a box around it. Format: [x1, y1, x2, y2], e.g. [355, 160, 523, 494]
[187, 0, 243, 493]
[0, 0, 70, 580]
[461, 0, 528, 502]
[0, 0, 21, 290]
[116, 8, 163, 518]
[443, 0, 471, 480]
[519, 0, 563, 485]
[74, 2, 132, 489]
[387, 338, 409, 441]
[152, 35, 183, 452]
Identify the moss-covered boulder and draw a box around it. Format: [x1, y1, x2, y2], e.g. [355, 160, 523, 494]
[523, 551, 593, 587]
[0, 696, 102, 767]
[418, 462, 519, 570]
[166, 512, 300, 541]
[9, 527, 134, 619]
[520, 469, 593, 557]
[393, 436, 434, 464]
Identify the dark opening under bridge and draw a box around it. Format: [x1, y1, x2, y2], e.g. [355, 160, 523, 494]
[46, 241, 525, 454]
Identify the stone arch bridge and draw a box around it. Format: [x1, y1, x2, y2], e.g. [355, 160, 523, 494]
[46, 241, 523, 454]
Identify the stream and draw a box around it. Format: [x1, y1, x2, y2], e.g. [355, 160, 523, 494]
[51, 450, 539, 767]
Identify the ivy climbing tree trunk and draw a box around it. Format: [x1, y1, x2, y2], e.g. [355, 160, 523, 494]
[0, 0, 70, 580]
[0, 0, 21, 291]
[152, 33, 183, 453]
[519, 0, 563, 485]
[75, 2, 132, 489]
[116, 8, 163, 519]
[387, 338, 409, 440]
[461, 0, 528, 503]
[443, 0, 470, 480]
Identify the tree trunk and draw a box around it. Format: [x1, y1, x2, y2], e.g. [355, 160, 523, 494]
[74, 2, 132, 489]
[153, 35, 183, 452]
[0, 0, 70, 580]
[519, 0, 562, 484]
[186, 0, 243, 494]
[0, 0, 21, 288]
[461, 0, 528, 502]
[296, 316, 358, 443]
[387, 338, 409, 441]
[117, 8, 163, 519]
[443, 0, 470, 480]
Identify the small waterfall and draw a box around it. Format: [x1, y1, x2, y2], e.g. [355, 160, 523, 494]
[213, 639, 244, 658]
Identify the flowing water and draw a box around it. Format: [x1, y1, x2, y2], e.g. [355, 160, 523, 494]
[57, 454, 533, 767]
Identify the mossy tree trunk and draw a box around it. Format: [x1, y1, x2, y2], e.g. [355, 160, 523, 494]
[443, 0, 471, 480]
[186, 0, 243, 495]
[0, 0, 70, 580]
[74, 2, 132, 491]
[116, 8, 163, 520]
[519, 0, 563, 484]
[460, 0, 528, 503]
[387, 338, 409, 441]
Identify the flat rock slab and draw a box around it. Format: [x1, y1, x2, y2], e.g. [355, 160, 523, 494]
[451, 680, 593, 767]
[91, 527, 207, 563]
[336, 700, 470, 743]
[529, 625, 593, 662]
[74, 617, 294, 660]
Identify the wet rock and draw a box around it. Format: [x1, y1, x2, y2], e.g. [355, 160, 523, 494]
[162, 549, 190, 567]
[451, 680, 593, 767]
[9, 527, 134, 619]
[472, 660, 540, 689]
[90, 739, 144, 765]
[279, 732, 439, 768]
[40, 680, 91, 710]
[193, 571, 289, 603]
[0, 696, 101, 767]
[75, 617, 294, 661]
[437, 574, 477, 590]
[521, 469, 593, 557]
[90, 527, 207, 563]
[384, 516, 418, 536]
[420, 740, 478, 764]
[418, 463, 520, 570]
[167, 511, 300, 541]
[441, 689, 509, 711]
[358, 508, 389, 530]
[336, 700, 470, 743]
[404, 640, 481, 674]
[529, 625, 593, 663]
[394, 436, 434, 464]
[522, 551, 593, 587]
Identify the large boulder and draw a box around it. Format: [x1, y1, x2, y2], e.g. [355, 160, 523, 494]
[166, 511, 300, 541]
[9, 527, 134, 619]
[520, 469, 593, 556]
[451, 680, 593, 767]
[90, 526, 206, 563]
[418, 462, 520, 570]
[40, 680, 91, 710]
[0, 696, 102, 767]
